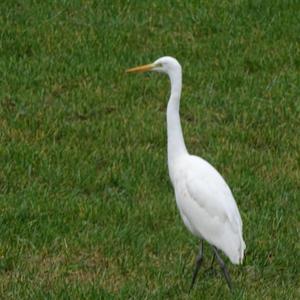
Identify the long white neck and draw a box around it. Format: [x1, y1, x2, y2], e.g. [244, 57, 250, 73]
[166, 68, 188, 169]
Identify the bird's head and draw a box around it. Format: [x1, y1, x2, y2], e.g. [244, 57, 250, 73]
[126, 56, 181, 76]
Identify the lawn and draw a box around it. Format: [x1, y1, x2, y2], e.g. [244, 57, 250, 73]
[0, 0, 299, 299]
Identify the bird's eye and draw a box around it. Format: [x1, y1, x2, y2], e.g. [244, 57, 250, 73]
[156, 63, 163, 68]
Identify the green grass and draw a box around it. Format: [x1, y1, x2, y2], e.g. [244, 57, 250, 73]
[0, 0, 299, 298]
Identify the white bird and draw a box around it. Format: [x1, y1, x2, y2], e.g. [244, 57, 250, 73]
[126, 56, 246, 290]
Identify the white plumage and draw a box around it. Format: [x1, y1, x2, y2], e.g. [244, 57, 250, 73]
[127, 56, 246, 289]
[171, 154, 245, 264]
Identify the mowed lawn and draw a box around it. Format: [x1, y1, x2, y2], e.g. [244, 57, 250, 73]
[0, 1, 299, 299]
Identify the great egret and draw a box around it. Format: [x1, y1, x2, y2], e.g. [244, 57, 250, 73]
[126, 56, 246, 290]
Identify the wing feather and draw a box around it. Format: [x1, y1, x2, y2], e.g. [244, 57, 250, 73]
[174, 155, 245, 263]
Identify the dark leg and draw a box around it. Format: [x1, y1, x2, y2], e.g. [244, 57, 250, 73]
[210, 252, 215, 268]
[190, 240, 204, 291]
[205, 252, 216, 274]
[212, 246, 233, 290]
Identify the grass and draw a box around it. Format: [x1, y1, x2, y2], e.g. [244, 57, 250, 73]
[0, 0, 299, 298]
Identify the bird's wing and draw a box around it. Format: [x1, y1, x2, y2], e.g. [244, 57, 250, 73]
[176, 156, 245, 264]
[184, 157, 242, 233]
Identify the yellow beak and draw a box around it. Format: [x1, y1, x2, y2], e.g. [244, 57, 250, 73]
[126, 63, 155, 73]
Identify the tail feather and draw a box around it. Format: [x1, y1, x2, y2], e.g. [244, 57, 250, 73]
[239, 239, 246, 264]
